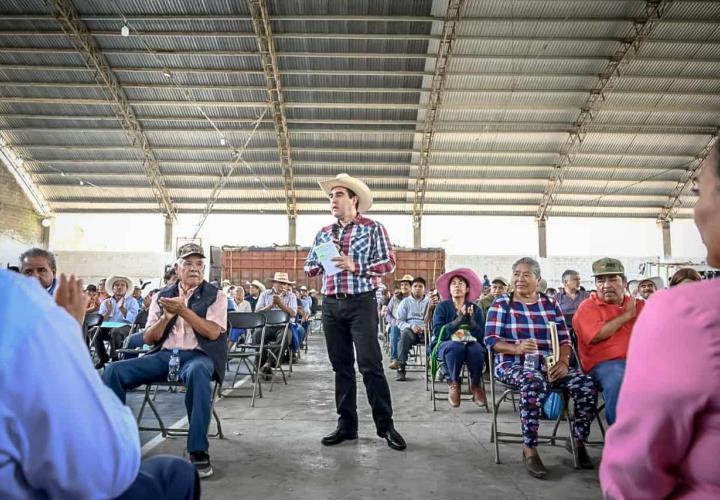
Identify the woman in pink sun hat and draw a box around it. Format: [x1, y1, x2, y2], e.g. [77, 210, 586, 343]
[430, 268, 487, 409]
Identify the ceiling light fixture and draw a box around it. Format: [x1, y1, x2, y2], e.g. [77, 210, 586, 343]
[79, 180, 85, 186]
[162, 69, 172, 78]
[41, 218, 52, 227]
[220, 137, 226, 146]
[121, 24, 130, 37]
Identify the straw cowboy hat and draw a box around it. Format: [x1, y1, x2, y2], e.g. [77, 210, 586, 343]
[318, 173, 373, 213]
[628, 276, 665, 296]
[106, 275, 134, 292]
[396, 274, 414, 284]
[271, 272, 295, 285]
[435, 268, 483, 302]
[249, 279, 266, 292]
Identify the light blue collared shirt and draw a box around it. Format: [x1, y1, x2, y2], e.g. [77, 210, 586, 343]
[99, 295, 139, 324]
[0, 271, 140, 499]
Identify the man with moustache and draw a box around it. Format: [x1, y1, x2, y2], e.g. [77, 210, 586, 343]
[103, 243, 228, 478]
[573, 258, 645, 426]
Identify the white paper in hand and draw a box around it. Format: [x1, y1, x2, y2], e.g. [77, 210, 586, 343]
[315, 241, 343, 276]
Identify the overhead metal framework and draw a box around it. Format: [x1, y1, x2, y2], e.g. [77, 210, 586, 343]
[0, 0, 716, 220]
[46, 0, 176, 221]
[412, 0, 465, 246]
[536, 0, 675, 221]
[248, 0, 297, 237]
[658, 127, 720, 222]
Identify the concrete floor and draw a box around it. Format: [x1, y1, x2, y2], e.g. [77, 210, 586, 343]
[143, 332, 603, 500]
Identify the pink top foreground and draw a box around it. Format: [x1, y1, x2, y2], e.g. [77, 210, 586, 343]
[600, 278, 720, 499]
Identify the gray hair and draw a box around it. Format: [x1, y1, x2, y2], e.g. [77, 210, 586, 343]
[561, 269, 579, 283]
[512, 257, 541, 279]
[19, 247, 56, 272]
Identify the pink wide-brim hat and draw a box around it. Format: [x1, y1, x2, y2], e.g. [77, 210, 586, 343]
[436, 267, 483, 302]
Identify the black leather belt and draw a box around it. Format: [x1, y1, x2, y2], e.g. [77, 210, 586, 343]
[326, 290, 375, 300]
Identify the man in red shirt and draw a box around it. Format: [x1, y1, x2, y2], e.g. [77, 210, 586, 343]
[573, 258, 644, 426]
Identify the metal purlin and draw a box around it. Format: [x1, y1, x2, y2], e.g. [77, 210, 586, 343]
[48, 0, 177, 222]
[536, 0, 675, 222]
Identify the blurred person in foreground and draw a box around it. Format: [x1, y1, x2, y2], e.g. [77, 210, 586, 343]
[600, 142, 720, 499]
[0, 270, 198, 499]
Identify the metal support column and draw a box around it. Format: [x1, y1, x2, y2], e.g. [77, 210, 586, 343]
[164, 217, 174, 254]
[289, 216, 297, 246]
[538, 219, 548, 259]
[661, 220, 672, 259]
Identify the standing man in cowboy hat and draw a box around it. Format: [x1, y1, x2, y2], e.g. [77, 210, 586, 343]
[93, 274, 139, 369]
[305, 173, 406, 451]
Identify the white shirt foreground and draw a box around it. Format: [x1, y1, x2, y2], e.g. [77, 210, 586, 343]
[0, 270, 140, 499]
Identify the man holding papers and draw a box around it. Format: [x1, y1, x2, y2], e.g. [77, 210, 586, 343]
[305, 173, 406, 451]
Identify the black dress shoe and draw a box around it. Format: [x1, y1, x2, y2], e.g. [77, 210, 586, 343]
[321, 428, 358, 446]
[379, 427, 406, 451]
[566, 440, 594, 469]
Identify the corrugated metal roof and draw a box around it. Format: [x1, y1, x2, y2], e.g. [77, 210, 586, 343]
[0, 0, 714, 219]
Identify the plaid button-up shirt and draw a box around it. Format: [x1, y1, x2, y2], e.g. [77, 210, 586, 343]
[304, 214, 395, 295]
[484, 293, 571, 372]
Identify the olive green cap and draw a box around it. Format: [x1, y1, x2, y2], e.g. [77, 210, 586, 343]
[592, 257, 625, 277]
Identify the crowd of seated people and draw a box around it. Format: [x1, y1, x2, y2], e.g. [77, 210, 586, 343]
[5, 143, 720, 497]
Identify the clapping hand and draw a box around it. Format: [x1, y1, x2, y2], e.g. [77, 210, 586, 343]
[623, 296, 637, 320]
[159, 297, 185, 320]
[55, 273, 89, 326]
[101, 297, 114, 318]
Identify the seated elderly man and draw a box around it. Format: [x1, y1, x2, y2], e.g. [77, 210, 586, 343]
[19, 247, 58, 295]
[573, 258, 645, 426]
[103, 243, 228, 479]
[395, 277, 429, 381]
[556, 269, 591, 315]
[478, 276, 509, 315]
[254, 272, 298, 374]
[93, 275, 139, 369]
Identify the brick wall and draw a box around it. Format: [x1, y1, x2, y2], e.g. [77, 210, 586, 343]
[0, 166, 43, 267]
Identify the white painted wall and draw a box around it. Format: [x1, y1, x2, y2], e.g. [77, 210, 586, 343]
[1, 232, 39, 269]
[55, 250, 165, 286]
[52, 214, 165, 251]
[45, 213, 710, 287]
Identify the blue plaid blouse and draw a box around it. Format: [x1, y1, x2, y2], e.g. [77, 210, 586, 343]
[484, 293, 571, 371]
